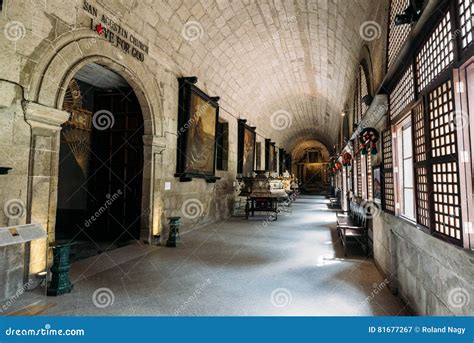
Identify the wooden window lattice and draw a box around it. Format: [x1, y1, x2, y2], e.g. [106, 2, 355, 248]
[382, 130, 395, 212]
[416, 11, 454, 93]
[428, 80, 462, 243]
[428, 80, 456, 158]
[415, 167, 430, 227]
[432, 162, 462, 240]
[390, 65, 415, 121]
[458, 0, 473, 49]
[388, 0, 412, 70]
[413, 102, 427, 162]
[412, 102, 430, 228]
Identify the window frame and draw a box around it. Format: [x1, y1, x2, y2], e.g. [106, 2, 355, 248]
[386, 0, 412, 71]
[380, 0, 474, 249]
[382, 129, 395, 214]
[393, 113, 416, 223]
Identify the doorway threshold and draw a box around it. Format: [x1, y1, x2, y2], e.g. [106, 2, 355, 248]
[70, 243, 158, 283]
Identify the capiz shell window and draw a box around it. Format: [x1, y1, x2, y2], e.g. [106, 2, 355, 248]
[458, 0, 473, 48]
[416, 11, 454, 93]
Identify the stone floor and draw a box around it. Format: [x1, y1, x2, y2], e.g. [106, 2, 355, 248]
[13, 195, 410, 316]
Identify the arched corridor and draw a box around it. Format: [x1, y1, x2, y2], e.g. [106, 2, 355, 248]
[13, 195, 408, 316]
[0, 0, 472, 322]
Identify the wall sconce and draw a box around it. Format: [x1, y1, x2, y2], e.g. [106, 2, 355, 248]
[395, 0, 424, 25]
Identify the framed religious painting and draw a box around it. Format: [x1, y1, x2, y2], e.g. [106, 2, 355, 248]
[373, 165, 382, 205]
[265, 139, 276, 172]
[237, 119, 256, 177]
[176, 77, 220, 182]
[285, 152, 291, 172]
[279, 148, 285, 175]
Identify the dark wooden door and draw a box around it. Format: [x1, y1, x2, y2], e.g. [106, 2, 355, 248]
[87, 90, 144, 242]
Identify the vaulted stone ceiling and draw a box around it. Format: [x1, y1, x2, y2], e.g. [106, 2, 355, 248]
[108, 0, 388, 150]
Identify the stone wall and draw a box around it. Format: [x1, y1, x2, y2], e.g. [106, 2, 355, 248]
[0, 0, 249, 245]
[373, 212, 474, 316]
[365, 113, 473, 317]
[0, 244, 25, 303]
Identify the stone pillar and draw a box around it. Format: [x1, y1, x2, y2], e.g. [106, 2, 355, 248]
[22, 101, 69, 274]
[140, 135, 166, 244]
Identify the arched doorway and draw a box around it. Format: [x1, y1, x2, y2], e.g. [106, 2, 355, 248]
[55, 63, 144, 261]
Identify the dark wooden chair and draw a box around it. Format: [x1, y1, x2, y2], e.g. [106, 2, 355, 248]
[336, 202, 369, 257]
[328, 190, 341, 209]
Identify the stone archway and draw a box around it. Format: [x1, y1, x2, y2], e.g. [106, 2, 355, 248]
[24, 29, 167, 246]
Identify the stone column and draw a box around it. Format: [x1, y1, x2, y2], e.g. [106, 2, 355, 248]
[22, 101, 70, 274]
[140, 134, 166, 244]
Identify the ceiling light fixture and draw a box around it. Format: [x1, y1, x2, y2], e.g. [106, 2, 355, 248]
[395, 0, 425, 26]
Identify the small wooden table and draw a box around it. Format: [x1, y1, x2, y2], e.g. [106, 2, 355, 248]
[245, 196, 279, 220]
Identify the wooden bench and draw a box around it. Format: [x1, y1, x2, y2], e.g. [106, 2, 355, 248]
[336, 201, 369, 257]
[328, 190, 341, 209]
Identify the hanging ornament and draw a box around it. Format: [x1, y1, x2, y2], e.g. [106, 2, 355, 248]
[342, 152, 352, 166]
[358, 127, 379, 155]
[61, 79, 93, 176]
